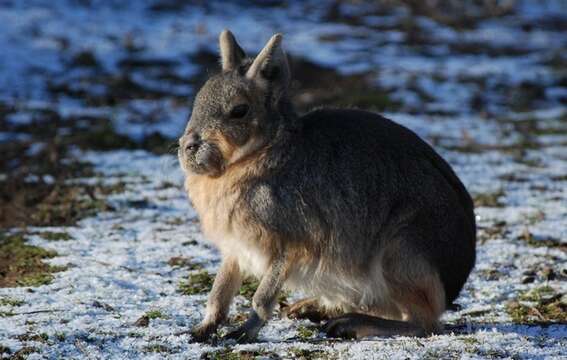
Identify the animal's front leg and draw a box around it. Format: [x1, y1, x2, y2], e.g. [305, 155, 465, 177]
[224, 254, 289, 343]
[191, 256, 241, 342]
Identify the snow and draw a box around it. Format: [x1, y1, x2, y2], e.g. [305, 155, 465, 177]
[1, 0, 566, 359]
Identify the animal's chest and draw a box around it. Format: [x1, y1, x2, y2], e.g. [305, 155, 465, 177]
[185, 175, 270, 278]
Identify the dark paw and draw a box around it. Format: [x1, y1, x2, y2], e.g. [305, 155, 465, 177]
[223, 325, 256, 343]
[190, 323, 218, 343]
[322, 317, 358, 339]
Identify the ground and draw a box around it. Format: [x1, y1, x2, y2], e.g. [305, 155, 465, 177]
[0, 1, 566, 359]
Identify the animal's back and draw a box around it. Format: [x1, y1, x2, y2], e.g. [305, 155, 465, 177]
[263, 108, 476, 305]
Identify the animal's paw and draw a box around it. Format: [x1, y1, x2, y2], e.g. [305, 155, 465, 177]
[190, 323, 218, 343]
[321, 316, 359, 339]
[223, 325, 256, 343]
[282, 298, 328, 323]
[222, 311, 263, 343]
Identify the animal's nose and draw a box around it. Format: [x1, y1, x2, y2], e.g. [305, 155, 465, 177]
[184, 132, 201, 153]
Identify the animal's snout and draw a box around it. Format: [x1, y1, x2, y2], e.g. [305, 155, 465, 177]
[184, 131, 202, 153]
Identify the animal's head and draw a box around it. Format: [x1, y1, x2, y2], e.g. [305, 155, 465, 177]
[179, 30, 293, 177]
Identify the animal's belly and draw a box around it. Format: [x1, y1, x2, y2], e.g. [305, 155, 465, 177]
[285, 260, 391, 313]
[216, 237, 270, 279]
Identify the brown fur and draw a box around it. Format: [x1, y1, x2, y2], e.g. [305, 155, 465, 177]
[180, 30, 476, 342]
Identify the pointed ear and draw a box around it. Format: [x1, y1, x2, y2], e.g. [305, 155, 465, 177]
[219, 29, 246, 72]
[246, 33, 290, 93]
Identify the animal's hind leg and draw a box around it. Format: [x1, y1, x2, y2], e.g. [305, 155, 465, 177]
[322, 313, 426, 339]
[322, 292, 442, 340]
[321, 281, 443, 339]
[323, 246, 446, 339]
[388, 260, 446, 335]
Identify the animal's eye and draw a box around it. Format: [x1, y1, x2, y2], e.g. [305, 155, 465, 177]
[230, 104, 249, 119]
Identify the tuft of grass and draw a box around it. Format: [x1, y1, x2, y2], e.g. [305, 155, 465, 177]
[143, 343, 174, 353]
[518, 229, 566, 249]
[296, 325, 317, 340]
[239, 278, 259, 299]
[16, 273, 57, 287]
[288, 348, 330, 360]
[473, 190, 505, 207]
[9, 346, 38, 360]
[201, 348, 280, 360]
[507, 286, 566, 324]
[518, 286, 556, 302]
[17, 183, 114, 227]
[178, 270, 214, 295]
[145, 309, 168, 320]
[167, 256, 202, 270]
[0, 232, 67, 288]
[165, 217, 184, 226]
[16, 333, 49, 343]
[0, 297, 24, 306]
[38, 231, 73, 241]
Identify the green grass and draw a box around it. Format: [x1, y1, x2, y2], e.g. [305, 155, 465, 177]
[239, 278, 259, 299]
[297, 325, 317, 340]
[0, 232, 66, 288]
[178, 270, 214, 295]
[0, 297, 24, 306]
[145, 309, 168, 320]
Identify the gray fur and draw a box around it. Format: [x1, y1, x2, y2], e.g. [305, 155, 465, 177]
[179, 31, 476, 342]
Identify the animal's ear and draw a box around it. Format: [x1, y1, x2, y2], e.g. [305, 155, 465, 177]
[219, 29, 246, 72]
[246, 33, 290, 94]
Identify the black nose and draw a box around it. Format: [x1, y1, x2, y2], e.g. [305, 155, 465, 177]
[185, 132, 201, 152]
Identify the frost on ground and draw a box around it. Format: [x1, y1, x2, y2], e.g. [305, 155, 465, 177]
[0, 1, 566, 359]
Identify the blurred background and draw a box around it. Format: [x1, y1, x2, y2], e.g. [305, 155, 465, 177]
[0, 1, 566, 358]
[1, 0, 565, 227]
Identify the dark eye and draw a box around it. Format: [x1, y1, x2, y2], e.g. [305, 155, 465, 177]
[230, 104, 249, 119]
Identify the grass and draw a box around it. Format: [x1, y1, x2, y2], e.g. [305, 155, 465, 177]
[0, 232, 67, 287]
[145, 309, 168, 320]
[178, 270, 214, 295]
[9, 347, 38, 360]
[38, 231, 73, 241]
[201, 348, 280, 360]
[167, 256, 203, 270]
[473, 190, 505, 208]
[0, 297, 24, 306]
[238, 277, 288, 304]
[239, 278, 260, 299]
[143, 343, 174, 354]
[296, 325, 317, 340]
[30, 185, 114, 227]
[506, 286, 566, 324]
[288, 348, 330, 360]
[17, 333, 49, 343]
[518, 229, 566, 249]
